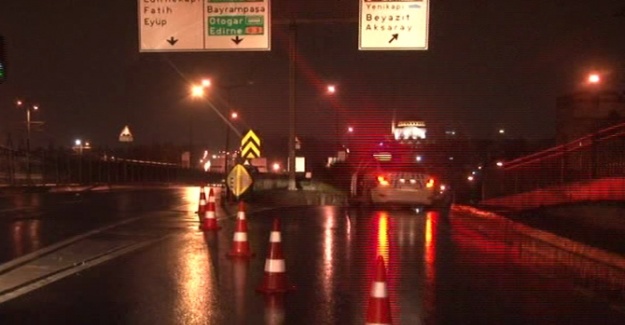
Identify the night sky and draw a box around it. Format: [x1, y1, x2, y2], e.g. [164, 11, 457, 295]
[0, 0, 624, 152]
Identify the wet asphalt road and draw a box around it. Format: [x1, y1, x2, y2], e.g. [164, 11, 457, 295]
[0, 187, 624, 324]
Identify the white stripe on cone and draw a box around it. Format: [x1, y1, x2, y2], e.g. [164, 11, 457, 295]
[264, 259, 286, 273]
[370, 282, 388, 298]
[234, 232, 248, 241]
[270, 232, 281, 243]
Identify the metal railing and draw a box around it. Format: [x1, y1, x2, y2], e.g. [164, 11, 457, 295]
[0, 148, 213, 187]
[483, 122, 625, 199]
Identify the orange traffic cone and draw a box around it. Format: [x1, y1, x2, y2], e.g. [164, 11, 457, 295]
[227, 202, 254, 258]
[366, 255, 392, 325]
[201, 188, 221, 231]
[257, 218, 295, 294]
[197, 186, 207, 215]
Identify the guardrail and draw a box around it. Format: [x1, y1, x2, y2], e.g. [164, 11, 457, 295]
[483, 122, 625, 199]
[0, 149, 214, 186]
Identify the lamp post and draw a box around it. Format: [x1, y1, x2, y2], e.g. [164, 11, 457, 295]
[326, 84, 339, 151]
[587, 72, 602, 179]
[189, 79, 212, 167]
[189, 78, 248, 195]
[16, 99, 39, 182]
[346, 125, 354, 148]
[73, 139, 91, 183]
[223, 111, 238, 201]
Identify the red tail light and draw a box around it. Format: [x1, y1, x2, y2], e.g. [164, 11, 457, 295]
[426, 178, 435, 188]
[377, 175, 390, 186]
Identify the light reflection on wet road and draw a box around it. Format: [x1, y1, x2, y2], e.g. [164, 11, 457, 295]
[0, 188, 624, 324]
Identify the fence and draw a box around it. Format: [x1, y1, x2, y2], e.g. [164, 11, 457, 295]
[0, 148, 213, 186]
[483, 122, 625, 199]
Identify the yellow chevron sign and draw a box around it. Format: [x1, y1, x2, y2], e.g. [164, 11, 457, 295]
[241, 130, 261, 159]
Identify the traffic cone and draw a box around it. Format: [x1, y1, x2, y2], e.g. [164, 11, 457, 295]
[227, 201, 254, 258]
[366, 255, 392, 325]
[257, 218, 295, 294]
[201, 188, 221, 231]
[196, 186, 207, 215]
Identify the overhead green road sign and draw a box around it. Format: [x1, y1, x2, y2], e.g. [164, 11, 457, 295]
[208, 15, 264, 36]
[138, 0, 270, 52]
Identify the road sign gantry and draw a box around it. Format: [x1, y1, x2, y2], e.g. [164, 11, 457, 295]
[139, 0, 430, 52]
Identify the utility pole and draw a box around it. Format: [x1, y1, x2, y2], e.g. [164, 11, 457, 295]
[287, 20, 298, 190]
[280, 17, 357, 191]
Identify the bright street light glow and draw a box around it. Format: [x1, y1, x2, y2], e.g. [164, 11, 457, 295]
[327, 85, 336, 94]
[231, 112, 238, 119]
[75, 139, 81, 146]
[201, 79, 211, 87]
[588, 73, 600, 84]
[191, 85, 205, 98]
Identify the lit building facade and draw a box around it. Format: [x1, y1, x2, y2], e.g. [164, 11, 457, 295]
[392, 120, 427, 142]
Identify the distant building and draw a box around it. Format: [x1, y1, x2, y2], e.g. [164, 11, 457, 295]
[391, 120, 427, 142]
[556, 90, 625, 144]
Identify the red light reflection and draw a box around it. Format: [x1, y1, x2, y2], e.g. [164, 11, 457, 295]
[423, 211, 437, 317]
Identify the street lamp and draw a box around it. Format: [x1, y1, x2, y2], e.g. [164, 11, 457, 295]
[189, 78, 247, 198]
[16, 99, 39, 182]
[72, 139, 91, 184]
[587, 73, 601, 85]
[224, 110, 239, 200]
[586, 72, 603, 178]
[326, 84, 340, 151]
[345, 126, 354, 154]
[73, 139, 91, 155]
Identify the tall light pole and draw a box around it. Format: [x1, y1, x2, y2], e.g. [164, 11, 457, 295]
[587, 72, 602, 179]
[16, 99, 39, 182]
[189, 79, 212, 167]
[190, 78, 247, 191]
[326, 84, 339, 152]
[279, 17, 357, 190]
[287, 21, 298, 191]
[73, 139, 91, 183]
[224, 111, 238, 201]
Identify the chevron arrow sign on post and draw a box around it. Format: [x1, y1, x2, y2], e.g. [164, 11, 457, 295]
[241, 130, 261, 159]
